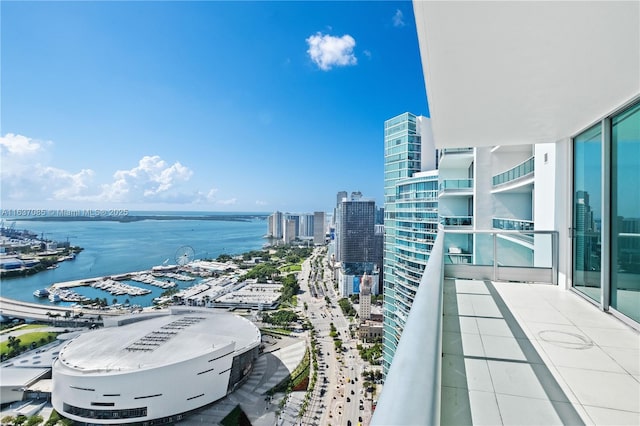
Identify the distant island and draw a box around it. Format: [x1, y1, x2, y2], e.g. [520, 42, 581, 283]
[17, 214, 269, 223]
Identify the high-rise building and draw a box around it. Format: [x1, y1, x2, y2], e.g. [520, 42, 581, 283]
[267, 211, 283, 239]
[335, 193, 379, 297]
[336, 196, 376, 263]
[359, 272, 372, 320]
[382, 113, 438, 373]
[313, 211, 326, 245]
[298, 213, 315, 238]
[283, 219, 296, 244]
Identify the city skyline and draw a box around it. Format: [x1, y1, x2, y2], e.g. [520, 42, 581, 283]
[1, 1, 428, 213]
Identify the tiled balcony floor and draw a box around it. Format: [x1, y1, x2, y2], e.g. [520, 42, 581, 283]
[442, 279, 640, 426]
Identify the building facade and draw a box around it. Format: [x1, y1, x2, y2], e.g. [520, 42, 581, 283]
[313, 211, 326, 245]
[382, 113, 438, 373]
[413, 0, 639, 327]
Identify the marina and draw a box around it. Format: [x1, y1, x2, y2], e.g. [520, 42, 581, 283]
[0, 214, 268, 308]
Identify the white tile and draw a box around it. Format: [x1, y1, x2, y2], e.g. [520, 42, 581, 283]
[578, 326, 640, 350]
[487, 360, 548, 400]
[441, 354, 494, 392]
[443, 332, 485, 357]
[443, 315, 479, 334]
[469, 390, 502, 425]
[441, 386, 473, 426]
[537, 339, 627, 373]
[465, 358, 495, 392]
[471, 295, 503, 318]
[522, 322, 585, 341]
[456, 280, 490, 295]
[513, 307, 573, 325]
[495, 394, 586, 426]
[442, 354, 468, 389]
[487, 360, 571, 402]
[476, 317, 525, 338]
[481, 335, 528, 362]
[558, 366, 640, 413]
[582, 405, 640, 426]
[448, 294, 475, 316]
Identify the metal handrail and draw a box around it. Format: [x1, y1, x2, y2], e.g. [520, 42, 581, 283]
[492, 156, 534, 186]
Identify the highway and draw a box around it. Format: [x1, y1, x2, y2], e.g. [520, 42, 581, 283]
[0, 296, 122, 323]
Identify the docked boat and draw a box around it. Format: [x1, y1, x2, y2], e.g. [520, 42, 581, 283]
[33, 288, 50, 298]
[49, 293, 61, 302]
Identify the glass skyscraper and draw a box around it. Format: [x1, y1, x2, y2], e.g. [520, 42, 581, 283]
[383, 113, 438, 374]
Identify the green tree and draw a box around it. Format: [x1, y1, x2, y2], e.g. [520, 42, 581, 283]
[26, 414, 44, 426]
[1, 415, 15, 425]
[7, 335, 22, 355]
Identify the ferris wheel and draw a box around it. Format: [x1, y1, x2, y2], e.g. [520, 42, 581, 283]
[175, 245, 195, 266]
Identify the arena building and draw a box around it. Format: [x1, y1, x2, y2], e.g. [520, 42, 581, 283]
[51, 308, 261, 425]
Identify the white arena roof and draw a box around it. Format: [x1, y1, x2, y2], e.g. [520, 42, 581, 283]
[56, 312, 260, 375]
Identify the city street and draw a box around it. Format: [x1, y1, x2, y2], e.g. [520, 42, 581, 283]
[296, 246, 372, 426]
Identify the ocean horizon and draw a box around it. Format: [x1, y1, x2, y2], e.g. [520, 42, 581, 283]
[0, 212, 269, 307]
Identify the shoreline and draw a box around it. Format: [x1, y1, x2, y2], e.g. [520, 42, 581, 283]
[11, 214, 269, 223]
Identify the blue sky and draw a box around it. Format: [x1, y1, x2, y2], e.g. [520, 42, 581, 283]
[1, 1, 428, 213]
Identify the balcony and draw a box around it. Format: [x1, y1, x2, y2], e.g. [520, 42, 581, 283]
[441, 215, 473, 228]
[438, 147, 475, 169]
[439, 179, 474, 196]
[372, 230, 640, 426]
[493, 217, 535, 245]
[492, 156, 534, 192]
[493, 217, 534, 231]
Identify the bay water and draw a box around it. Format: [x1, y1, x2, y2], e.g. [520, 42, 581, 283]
[0, 212, 268, 307]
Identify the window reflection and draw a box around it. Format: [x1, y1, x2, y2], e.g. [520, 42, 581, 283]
[573, 125, 602, 302]
[611, 101, 640, 322]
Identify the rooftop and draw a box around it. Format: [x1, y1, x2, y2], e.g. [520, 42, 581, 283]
[56, 311, 260, 375]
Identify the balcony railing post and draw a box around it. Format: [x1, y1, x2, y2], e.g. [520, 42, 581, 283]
[493, 232, 498, 280]
[552, 231, 558, 285]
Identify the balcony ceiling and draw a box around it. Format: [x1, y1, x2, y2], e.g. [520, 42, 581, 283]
[414, 1, 640, 148]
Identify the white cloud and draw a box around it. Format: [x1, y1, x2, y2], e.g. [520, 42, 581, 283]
[0, 133, 44, 155]
[41, 167, 95, 200]
[306, 32, 357, 71]
[98, 155, 193, 202]
[218, 198, 237, 206]
[0, 133, 94, 202]
[0, 134, 241, 208]
[255, 200, 268, 206]
[0, 133, 210, 206]
[363, 49, 372, 59]
[393, 9, 405, 27]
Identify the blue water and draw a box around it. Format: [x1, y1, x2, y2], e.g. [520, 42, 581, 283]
[0, 212, 268, 307]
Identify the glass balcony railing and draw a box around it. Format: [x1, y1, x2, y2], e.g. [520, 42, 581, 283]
[440, 216, 473, 227]
[438, 147, 474, 160]
[492, 156, 534, 186]
[439, 179, 473, 193]
[492, 217, 534, 231]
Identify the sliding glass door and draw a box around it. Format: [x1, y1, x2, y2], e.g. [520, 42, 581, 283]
[573, 125, 602, 303]
[573, 99, 640, 324]
[611, 101, 640, 322]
